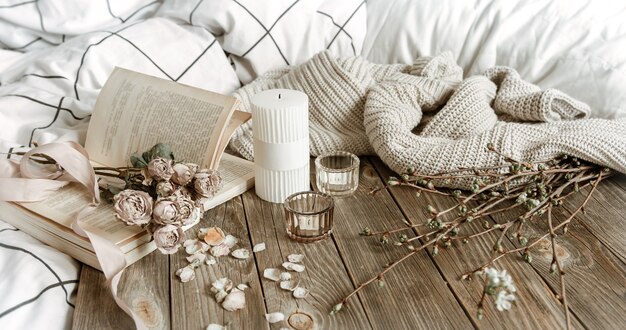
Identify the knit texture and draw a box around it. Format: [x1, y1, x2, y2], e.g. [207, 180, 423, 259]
[229, 51, 626, 189]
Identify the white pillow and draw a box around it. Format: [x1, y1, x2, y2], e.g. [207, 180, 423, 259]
[363, 0, 626, 119]
[157, 0, 367, 83]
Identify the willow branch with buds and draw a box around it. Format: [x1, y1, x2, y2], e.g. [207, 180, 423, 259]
[331, 145, 612, 329]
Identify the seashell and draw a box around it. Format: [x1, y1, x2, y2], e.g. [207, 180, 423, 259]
[215, 290, 228, 303]
[265, 312, 285, 323]
[282, 262, 305, 272]
[205, 255, 217, 265]
[293, 287, 309, 299]
[287, 254, 304, 263]
[175, 266, 196, 283]
[279, 272, 291, 281]
[186, 253, 206, 266]
[211, 277, 233, 293]
[253, 242, 266, 252]
[222, 235, 238, 248]
[210, 244, 230, 257]
[206, 324, 225, 330]
[222, 289, 246, 311]
[231, 248, 250, 259]
[279, 280, 298, 291]
[263, 268, 281, 281]
[237, 283, 249, 291]
[203, 227, 226, 246]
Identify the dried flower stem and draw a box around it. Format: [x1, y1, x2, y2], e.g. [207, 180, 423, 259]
[334, 149, 612, 324]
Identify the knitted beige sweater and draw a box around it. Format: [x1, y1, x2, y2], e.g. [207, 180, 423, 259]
[229, 51, 626, 188]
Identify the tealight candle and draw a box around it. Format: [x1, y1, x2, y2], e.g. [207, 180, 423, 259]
[252, 89, 310, 203]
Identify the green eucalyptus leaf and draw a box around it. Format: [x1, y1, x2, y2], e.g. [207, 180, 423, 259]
[131, 154, 148, 168]
[151, 143, 174, 160]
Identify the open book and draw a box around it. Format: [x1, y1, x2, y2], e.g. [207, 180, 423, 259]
[0, 68, 255, 270]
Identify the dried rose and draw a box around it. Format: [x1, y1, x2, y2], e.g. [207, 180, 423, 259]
[148, 157, 174, 181]
[113, 189, 153, 226]
[156, 181, 175, 197]
[193, 169, 223, 198]
[173, 186, 193, 199]
[177, 197, 201, 226]
[171, 163, 198, 186]
[153, 198, 181, 225]
[154, 224, 185, 254]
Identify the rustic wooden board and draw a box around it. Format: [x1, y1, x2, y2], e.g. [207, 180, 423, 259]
[325, 158, 472, 329]
[563, 174, 626, 263]
[371, 157, 580, 329]
[497, 184, 626, 329]
[170, 197, 268, 330]
[73, 249, 170, 329]
[241, 189, 372, 330]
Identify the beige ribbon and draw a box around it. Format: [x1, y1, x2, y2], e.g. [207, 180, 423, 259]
[0, 142, 146, 329]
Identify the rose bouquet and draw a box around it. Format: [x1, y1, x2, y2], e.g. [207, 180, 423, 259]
[99, 143, 223, 254]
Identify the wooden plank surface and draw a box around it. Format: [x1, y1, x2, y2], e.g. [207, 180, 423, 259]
[326, 158, 473, 329]
[565, 174, 626, 263]
[170, 197, 268, 330]
[371, 157, 580, 329]
[241, 190, 371, 330]
[73, 158, 626, 330]
[490, 179, 626, 329]
[73, 249, 170, 329]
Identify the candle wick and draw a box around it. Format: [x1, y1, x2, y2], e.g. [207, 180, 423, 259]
[278, 93, 281, 99]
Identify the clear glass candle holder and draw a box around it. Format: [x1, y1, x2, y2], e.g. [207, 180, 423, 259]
[315, 151, 360, 197]
[284, 191, 334, 243]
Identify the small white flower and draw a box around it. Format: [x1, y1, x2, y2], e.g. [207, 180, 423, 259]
[495, 290, 516, 311]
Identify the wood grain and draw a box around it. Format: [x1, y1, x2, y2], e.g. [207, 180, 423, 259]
[371, 157, 579, 329]
[170, 197, 268, 330]
[241, 189, 372, 330]
[326, 158, 472, 329]
[562, 174, 626, 263]
[73, 249, 170, 329]
[494, 185, 626, 329]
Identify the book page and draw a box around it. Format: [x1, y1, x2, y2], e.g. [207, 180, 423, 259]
[212, 110, 251, 168]
[85, 67, 238, 168]
[18, 183, 147, 246]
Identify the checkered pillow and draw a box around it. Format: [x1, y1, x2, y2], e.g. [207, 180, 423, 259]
[158, 0, 367, 83]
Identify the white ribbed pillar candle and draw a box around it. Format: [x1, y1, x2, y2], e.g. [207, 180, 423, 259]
[252, 89, 310, 203]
